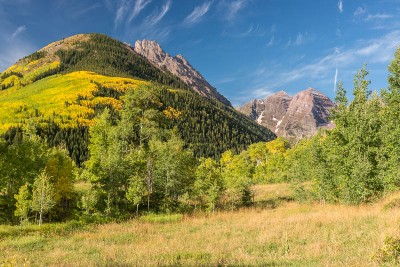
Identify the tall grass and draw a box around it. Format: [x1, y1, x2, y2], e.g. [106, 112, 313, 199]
[1, 183, 399, 266]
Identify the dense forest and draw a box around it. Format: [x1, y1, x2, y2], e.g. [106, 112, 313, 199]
[1, 43, 400, 227]
[0, 86, 268, 224]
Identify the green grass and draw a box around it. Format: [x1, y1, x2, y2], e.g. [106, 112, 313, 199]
[1, 183, 399, 266]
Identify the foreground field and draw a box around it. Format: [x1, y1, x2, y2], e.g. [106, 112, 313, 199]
[1, 184, 400, 266]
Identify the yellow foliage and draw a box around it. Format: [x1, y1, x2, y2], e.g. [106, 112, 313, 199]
[27, 59, 40, 67]
[1, 75, 19, 88]
[266, 137, 290, 154]
[163, 106, 182, 120]
[0, 71, 150, 132]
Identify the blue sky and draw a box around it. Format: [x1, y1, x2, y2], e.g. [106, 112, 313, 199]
[1, 0, 400, 106]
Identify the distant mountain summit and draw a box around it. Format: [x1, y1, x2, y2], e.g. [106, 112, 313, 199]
[134, 40, 231, 106]
[237, 88, 335, 142]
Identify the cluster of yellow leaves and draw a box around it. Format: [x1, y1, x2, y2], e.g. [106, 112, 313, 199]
[23, 61, 60, 83]
[2, 75, 19, 88]
[0, 60, 61, 89]
[0, 71, 149, 132]
[101, 79, 141, 92]
[163, 106, 182, 120]
[27, 59, 40, 67]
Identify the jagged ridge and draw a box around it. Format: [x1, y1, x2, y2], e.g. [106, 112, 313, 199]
[237, 88, 335, 142]
[134, 40, 231, 106]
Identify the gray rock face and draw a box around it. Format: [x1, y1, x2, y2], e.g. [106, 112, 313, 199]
[237, 88, 335, 142]
[134, 40, 231, 106]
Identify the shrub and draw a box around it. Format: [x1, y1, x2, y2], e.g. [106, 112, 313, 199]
[373, 236, 400, 263]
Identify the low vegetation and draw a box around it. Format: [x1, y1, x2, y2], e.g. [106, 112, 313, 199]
[1, 183, 399, 266]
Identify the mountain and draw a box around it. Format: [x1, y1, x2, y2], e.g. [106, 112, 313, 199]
[238, 88, 335, 142]
[0, 33, 275, 163]
[134, 40, 231, 106]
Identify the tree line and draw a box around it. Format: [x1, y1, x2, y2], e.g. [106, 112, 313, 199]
[0, 86, 267, 224]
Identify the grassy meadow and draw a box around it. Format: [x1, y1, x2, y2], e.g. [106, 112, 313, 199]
[1, 183, 400, 266]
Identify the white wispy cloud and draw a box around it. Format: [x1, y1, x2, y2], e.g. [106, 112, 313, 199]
[251, 88, 274, 99]
[222, 23, 266, 38]
[127, 1, 172, 42]
[333, 68, 338, 92]
[232, 87, 274, 106]
[271, 23, 277, 34]
[242, 30, 400, 102]
[266, 36, 275, 47]
[282, 32, 400, 83]
[73, 3, 102, 18]
[11, 25, 26, 39]
[103, 0, 113, 12]
[295, 33, 304, 45]
[0, 32, 37, 72]
[225, 0, 247, 21]
[128, 0, 151, 22]
[183, 1, 212, 26]
[215, 76, 237, 85]
[114, 0, 130, 28]
[145, 0, 170, 26]
[354, 6, 366, 16]
[336, 28, 342, 37]
[294, 32, 313, 46]
[338, 0, 343, 13]
[365, 13, 393, 21]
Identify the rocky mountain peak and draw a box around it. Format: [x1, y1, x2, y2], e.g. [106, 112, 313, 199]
[134, 40, 231, 106]
[237, 88, 335, 142]
[274, 90, 289, 97]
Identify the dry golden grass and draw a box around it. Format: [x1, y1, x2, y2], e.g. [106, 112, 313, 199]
[1, 183, 400, 266]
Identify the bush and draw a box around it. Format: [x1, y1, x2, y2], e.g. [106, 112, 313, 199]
[373, 236, 400, 263]
[292, 184, 316, 203]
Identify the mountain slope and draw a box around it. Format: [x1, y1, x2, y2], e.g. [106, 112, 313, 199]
[238, 88, 335, 142]
[134, 40, 231, 106]
[0, 33, 275, 163]
[0, 34, 186, 91]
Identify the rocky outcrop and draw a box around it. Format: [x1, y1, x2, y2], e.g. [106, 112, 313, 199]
[237, 88, 335, 142]
[134, 40, 231, 106]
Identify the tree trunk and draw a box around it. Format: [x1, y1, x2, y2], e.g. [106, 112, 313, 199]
[136, 204, 139, 217]
[39, 210, 43, 226]
[147, 194, 150, 211]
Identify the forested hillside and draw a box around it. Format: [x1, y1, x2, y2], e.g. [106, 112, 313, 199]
[0, 34, 275, 165]
[0, 86, 272, 223]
